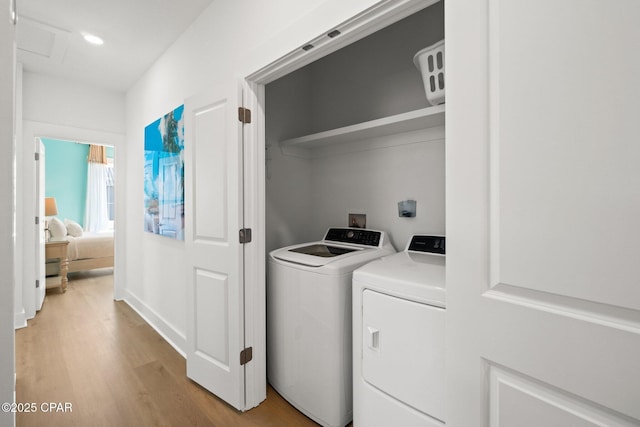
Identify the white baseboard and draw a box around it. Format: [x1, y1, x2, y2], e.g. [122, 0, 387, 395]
[122, 289, 187, 359]
[14, 310, 27, 330]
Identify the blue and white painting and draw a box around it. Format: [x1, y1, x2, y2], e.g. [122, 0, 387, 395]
[144, 104, 185, 240]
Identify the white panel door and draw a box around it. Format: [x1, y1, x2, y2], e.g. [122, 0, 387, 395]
[184, 81, 245, 410]
[35, 138, 46, 309]
[446, 0, 640, 425]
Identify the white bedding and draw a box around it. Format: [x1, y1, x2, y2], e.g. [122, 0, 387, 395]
[66, 231, 114, 261]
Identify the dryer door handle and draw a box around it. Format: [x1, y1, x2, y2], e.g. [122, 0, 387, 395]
[366, 326, 380, 350]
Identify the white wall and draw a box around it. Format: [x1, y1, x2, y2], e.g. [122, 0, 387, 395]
[22, 72, 125, 133]
[19, 72, 125, 319]
[265, 68, 315, 254]
[123, 0, 385, 352]
[309, 131, 445, 250]
[0, 3, 15, 426]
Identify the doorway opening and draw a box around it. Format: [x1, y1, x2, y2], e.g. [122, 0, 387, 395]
[36, 137, 116, 305]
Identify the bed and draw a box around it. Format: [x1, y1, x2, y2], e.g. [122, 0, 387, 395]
[66, 231, 114, 272]
[47, 217, 114, 275]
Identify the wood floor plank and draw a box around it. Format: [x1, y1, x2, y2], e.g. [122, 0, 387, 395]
[134, 360, 216, 426]
[15, 269, 321, 427]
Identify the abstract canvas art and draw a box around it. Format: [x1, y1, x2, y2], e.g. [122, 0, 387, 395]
[144, 105, 185, 240]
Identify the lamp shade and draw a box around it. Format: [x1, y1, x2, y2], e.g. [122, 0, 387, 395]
[44, 197, 58, 216]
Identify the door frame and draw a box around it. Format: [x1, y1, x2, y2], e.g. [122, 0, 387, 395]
[239, 0, 441, 410]
[34, 138, 45, 319]
[20, 121, 125, 320]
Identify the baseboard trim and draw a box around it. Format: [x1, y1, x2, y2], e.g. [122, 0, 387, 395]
[14, 309, 27, 330]
[122, 289, 187, 359]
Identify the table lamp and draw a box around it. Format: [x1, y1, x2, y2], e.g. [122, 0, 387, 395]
[44, 197, 58, 241]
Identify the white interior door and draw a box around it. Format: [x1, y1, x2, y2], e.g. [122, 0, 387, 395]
[35, 138, 46, 310]
[447, 0, 640, 425]
[184, 80, 246, 410]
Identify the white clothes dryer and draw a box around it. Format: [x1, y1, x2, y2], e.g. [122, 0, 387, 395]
[353, 235, 446, 426]
[267, 228, 395, 427]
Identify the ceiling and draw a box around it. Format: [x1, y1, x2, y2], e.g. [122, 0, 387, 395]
[16, 0, 215, 92]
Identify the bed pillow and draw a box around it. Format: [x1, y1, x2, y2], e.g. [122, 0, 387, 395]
[48, 217, 66, 239]
[64, 219, 83, 237]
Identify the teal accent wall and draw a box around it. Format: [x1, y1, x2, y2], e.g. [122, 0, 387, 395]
[42, 138, 89, 227]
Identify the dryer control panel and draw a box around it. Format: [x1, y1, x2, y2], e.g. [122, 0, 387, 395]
[408, 235, 445, 255]
[324, 228, 382, 247]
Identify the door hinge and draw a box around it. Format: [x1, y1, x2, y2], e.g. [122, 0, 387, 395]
[35, 152, 40, 161]
[238, 107, 251, 124]
[36, 279, 40, 289]
[35, 216, 39, 225]
[240, 347, 253, 365]
[11, 0, 17, 25]
[239, 228, 252, 244]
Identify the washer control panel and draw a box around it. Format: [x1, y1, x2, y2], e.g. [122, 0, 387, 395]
[324, 228, 382, 247]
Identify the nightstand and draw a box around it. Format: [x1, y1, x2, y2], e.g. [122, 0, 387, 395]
[45, 239, 70, 292]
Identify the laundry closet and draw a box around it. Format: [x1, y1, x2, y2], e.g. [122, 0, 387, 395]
[263, 2, 446, 426]
[265, 1, 445, 254]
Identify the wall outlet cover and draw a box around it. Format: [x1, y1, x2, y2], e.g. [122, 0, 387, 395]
[349, 213, 366, 228]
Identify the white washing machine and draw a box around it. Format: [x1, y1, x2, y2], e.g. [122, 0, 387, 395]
[267, 228, 395, 427]
[353, 235, 446, 426]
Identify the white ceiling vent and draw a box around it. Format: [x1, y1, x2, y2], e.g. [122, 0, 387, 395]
[16, 17, 70, 64]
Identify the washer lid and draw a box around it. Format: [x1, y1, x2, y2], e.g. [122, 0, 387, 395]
[270, 228, 395, 268]
[272, 243, 367, 267]
[288, 243, 359, 258]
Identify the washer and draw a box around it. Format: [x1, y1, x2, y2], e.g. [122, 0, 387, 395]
[353, 235, 446, 426]
[267, 228, 395, 427]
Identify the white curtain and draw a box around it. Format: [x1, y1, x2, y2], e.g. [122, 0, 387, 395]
[84, 161, 109, 232]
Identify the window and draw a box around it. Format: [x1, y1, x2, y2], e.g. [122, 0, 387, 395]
[106, 157, 115, 227]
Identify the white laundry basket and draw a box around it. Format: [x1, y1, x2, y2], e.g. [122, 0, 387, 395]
[413, 40, 445, 105]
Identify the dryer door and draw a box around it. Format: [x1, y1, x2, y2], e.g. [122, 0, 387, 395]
[362, 289, 446, 422]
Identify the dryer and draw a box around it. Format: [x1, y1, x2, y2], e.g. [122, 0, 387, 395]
[267, 228, 395, 427]
[353, 235, 446, 426]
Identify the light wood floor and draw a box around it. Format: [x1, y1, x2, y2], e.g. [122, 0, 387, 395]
[15, 269, 318, 427]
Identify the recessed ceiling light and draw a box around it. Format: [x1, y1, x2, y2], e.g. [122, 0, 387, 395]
[82, 33, 104, 46]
